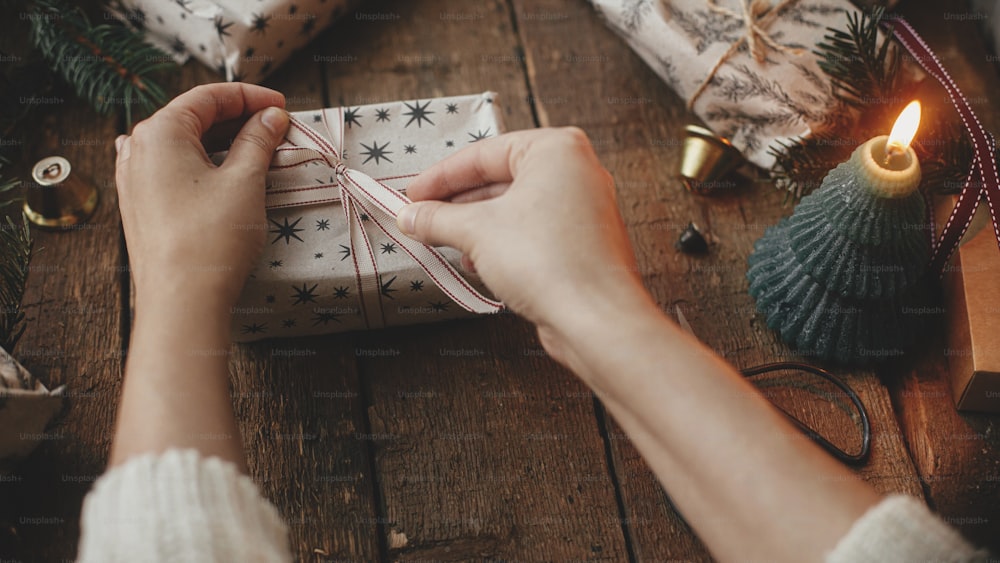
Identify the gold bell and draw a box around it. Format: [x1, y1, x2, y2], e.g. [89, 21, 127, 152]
[679, 125, 743, 194]
[24, 156, 99, 228]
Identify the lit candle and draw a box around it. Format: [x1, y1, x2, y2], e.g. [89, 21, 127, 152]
[850, 100, 922, 198]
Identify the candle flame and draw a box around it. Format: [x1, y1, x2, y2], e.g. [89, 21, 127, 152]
[887, 101, 921, 152]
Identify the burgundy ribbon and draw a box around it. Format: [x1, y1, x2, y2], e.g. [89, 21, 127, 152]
[882, 16, 1000, 277]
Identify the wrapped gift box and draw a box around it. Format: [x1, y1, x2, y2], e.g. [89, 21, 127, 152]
[591, 0, 870, 168]
[109, 0, 356, 82]
[216, 92, 506, 341]
[0, 347, 64, 472]
[936, 195, 1000, 413]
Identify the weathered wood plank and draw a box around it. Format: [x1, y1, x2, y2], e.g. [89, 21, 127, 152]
[886, 1, 1000, 552]
[511, 0, 927, 559]
[321, 0, 631, 559]
[0, 100, 124, 560]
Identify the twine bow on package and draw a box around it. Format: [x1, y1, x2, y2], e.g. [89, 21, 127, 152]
[591, 0, 861, 168]
[110, 0, 357, 82]
[214, 92, 506, 341]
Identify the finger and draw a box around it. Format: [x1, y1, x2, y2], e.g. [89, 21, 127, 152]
[395, 200, 480, 251]
[407, 129, 549, 201]
[447, 183, 510, 204]
[150, 83, 286, 140]
[460, 254, 477, 274]
[115, 135, 131, 163]
[222, 107, 290, 177]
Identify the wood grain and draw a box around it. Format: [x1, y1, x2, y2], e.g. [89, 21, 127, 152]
[320, 0, 631, 560]
[0, 99, 124, 560]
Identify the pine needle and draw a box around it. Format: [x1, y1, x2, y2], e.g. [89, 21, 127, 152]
[28, 0, 174, 126]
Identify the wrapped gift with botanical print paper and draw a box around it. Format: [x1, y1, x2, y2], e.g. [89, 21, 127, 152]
[591, 0, 871, 168]
[109, 0, 357, 82]
[0, 346, 64, 472]
[215, 92, 506, 341]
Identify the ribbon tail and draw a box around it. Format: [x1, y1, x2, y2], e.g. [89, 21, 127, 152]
[884, 16, 1000, 277]
[340, 186, 385, 329]
[927, 168, 983, 276]
[341, 170, 504, 314]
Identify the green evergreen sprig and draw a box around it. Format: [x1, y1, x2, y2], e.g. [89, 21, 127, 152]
[0, 165, 32, 352]
[27, 0, 174, 126]
[769, 7, 972, 200]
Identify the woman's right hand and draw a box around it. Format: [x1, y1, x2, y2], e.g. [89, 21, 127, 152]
[397, 128, 650, 351]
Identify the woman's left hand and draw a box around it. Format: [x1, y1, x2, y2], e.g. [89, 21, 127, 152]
[115, 83, 290, 311]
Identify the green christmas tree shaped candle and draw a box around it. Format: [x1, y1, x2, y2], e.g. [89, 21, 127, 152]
[747, 102, 931, 364]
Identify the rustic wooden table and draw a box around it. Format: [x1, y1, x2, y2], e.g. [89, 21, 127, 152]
[1, 0, 998, 561]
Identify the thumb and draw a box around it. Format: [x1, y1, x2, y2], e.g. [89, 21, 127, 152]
[223, 106, 290, 176]
[396, 200, 477, 251]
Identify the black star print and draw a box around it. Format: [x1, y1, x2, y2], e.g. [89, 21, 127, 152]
[404, 145, 416, 154]
[339, 245, 351, 260]
[380, 242, 398, 254]
[301, 15, 317, 35]
[381, 276, 397, 299]
[214, 15, 234, 40]
[291, 283, 319, 305]
[445, 140, 455, 148]
[282, 318, 297, 328]
[170, 36, 186, 55]
[360, 214, 370, 222]
[311, 311, 341, 326]
[375, 108, 390, 122]
[314, 252, 324, 259]
[269, 260, 283, 269]
[402, 100, 435, 128]
[251, 13, 270, 34]
[429, 300, 450, 312]
[446, 103, 458, 114]
[312, 114, 322, 123]
[360, 141, 393, 165]
[265, 295, 276, 304]
[241, 322, 267, 334]
[174, 0, 192, 11]
[344, 107, 362, 128]
[316, 219, 330, 231]
[485, 97, 494, 104]
[410, 280, 424, 291]
[333, 286, 351, 299]
[468, 128, 492, 143]
[270, 217, 305, 244]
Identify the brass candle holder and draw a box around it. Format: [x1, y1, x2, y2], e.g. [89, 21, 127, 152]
[23, 156, 99, 228]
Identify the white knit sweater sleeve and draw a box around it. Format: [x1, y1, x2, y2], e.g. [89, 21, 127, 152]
[826, 494, 990, 563]
[77, 449, 292, 563]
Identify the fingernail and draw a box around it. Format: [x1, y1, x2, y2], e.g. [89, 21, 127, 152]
[396, 204, 416, 235]
[261, 107, 289, 134]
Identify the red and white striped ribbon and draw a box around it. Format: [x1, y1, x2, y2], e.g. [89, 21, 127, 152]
[266, 110, 503, 328]
[882, 15, 1000, 277]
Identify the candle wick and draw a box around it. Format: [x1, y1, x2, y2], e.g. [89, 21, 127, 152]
[884, 142, 905, 167]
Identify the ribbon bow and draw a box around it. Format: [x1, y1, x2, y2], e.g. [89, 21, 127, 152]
[882, 16, 1000, 277]
[685, 0, 805, 110]
[264, 109, 503, 329]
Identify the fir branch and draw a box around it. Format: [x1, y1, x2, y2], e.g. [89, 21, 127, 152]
[815, 6, 900, 109]
[28, 0, 174, 126]
[0, 163, 31, 352]
[769, 7, 970, 201]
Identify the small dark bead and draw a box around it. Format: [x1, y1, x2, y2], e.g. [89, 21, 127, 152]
[676, 222, 708, 253]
